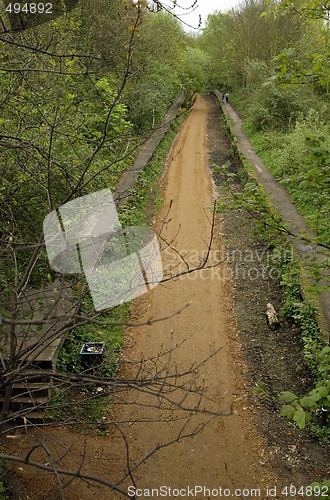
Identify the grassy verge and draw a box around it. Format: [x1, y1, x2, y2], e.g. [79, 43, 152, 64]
[278, 255, 330, 443]
[230, 90, 330, 248]
[119, 116, 185, 227]
[216, 99, 330, 441]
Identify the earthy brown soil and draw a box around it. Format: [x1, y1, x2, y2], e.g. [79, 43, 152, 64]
[108, 94, 279, 496]
[2, 95, 329, 499]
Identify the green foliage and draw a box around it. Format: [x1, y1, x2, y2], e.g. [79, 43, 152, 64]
[0, 65, 133, 292]
[202, 0, 330, 257]
[266, 0, 330, 92]
[127, 60, 181, 129]
[179, 47, 211, 94]
[280, 378, 330, 430]
[245, 81, 304, 131]
[247, 108, 330, 246]
[280, 261, 320, 371]
[265, 0, 330, 20]
[56, 299, 128, 377]
[125, 10, 186, 129]
[309, 481, 330, 499]
[0, 1, 187, 300]
[278, 260, 330, 436]
[274, 47, 330, 92]
[200, 0, 304, 90]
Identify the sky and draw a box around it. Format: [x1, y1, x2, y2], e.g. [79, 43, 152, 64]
[174, 0, 241, 30]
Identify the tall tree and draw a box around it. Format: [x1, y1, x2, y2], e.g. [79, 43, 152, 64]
[0, 1, 230, 497]
[200, 0, 304, 89]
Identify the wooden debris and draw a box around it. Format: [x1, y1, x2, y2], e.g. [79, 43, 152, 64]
[266, 303, 280, 330]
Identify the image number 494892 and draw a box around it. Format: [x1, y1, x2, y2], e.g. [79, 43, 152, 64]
[3, 0, 79, 31]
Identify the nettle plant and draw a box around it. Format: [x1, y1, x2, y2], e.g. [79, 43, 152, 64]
[280, 345, 330, 429]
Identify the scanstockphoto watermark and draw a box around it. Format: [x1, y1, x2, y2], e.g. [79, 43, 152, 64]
[127, 485, 264, 498]
[127, 485, 328, 498]
[163, 246, 294, 282]
[43, 189, 163, 311]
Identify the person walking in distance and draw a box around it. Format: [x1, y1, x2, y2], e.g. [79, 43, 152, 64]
[225, 92, 229, 103]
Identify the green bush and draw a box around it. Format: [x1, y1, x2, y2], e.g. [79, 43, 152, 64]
[246, 107, 330, 246]
[279, 259, 330, 436]
[245, 82, 304, 131]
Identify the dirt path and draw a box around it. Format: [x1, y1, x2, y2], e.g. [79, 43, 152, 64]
[108, 94, 278, 497]
[114, 92, 184, 208]
[8, 95, 280, 499]
[107, 97, 276, 496]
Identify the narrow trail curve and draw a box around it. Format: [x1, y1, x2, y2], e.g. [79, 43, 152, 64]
[111, 95, 279, 497]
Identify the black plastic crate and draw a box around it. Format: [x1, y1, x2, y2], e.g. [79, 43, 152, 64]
[80, 342, 106, 365]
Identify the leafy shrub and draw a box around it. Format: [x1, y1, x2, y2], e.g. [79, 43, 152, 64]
[280, 375, 330, 430]
[246, 81, 304, 131]
[279, 260, 330, 436]
[272, 109, 330, 245]
[56, 300, 127, 377]
[246, 107, 330, 246]
[309, 481, 330, 499]
[273, 108, 328, 174]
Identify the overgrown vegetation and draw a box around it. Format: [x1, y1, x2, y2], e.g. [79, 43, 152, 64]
[200, 0, 330, 248]
[279, 258, 330, 441]
[52, 112, 186, 423]
[202, 0, 330, 441]
[215, 119, 329, 440]
[0, 0, 206, 424]
[243, 109, 330, 247]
